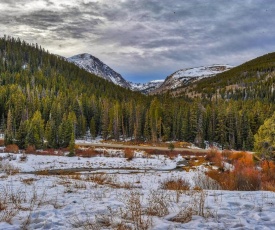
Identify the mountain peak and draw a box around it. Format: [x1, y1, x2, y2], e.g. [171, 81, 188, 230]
[68, 53, 131, 88]
[151, 64, 233, 94]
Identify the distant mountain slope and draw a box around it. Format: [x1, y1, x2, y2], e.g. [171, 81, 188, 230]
[152, 65, 233, 94]
[180, 52, 275, 100]
[130, 80, 164, 94]
[68, 53, 131, 88]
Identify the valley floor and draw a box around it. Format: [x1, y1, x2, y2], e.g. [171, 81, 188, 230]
[0, 150, 275, 230]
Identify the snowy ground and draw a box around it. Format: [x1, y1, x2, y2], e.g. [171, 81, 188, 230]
[0, 150, 179, 172]
[0, 152, 275, 229]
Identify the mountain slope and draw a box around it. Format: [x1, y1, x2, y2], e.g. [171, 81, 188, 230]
[68, 53, 131, 88]
[152, 65, 233, 94]
[180, 52, 275, 100]
[130, 80, 164, 94]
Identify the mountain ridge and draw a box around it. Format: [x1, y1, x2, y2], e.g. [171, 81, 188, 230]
[151, 64, 233, 95]
[68, 53, 131, 88]
[68, 53, 233, 95]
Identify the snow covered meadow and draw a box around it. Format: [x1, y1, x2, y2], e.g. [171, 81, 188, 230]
[0, 149, 275, 230]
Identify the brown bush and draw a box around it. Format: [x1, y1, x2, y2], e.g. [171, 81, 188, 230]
[261, 161, 275, 181]
[5, 144, 19, 153]
[228, 151, 254, 166]
[25, 145, 36, 154]
[206, 170, 230, 190]
[75, 148, 99, 157]
[262, 181, 275, 192]
[205, 148, 222, 168]
[221, 150, 233, 161]
[161, 177, 190, 190]
[124, 148, 134, 161]
[231, 166, 261, 191]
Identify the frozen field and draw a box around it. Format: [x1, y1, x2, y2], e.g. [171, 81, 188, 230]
[0, 152, 275, 230]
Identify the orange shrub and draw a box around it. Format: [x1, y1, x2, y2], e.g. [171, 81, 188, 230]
[231, 166, 261, 191]
[25, 145, 36, 154]
[124, 148, 134, 161]
[230, 151, 247, 161]
[205, 148, 223, 168]
[261, 160, 275, 180]
[222, 150, 233, 161]
[5, 144, 19, 153]
[262, 181, 275, 192]
[207, 151, 261, 191]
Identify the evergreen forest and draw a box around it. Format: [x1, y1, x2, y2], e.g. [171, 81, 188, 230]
[1, 36, 275, 151]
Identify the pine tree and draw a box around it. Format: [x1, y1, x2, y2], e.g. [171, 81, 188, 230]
[90, 117, 96, 140]
[26, 110, 44, 149]
[4, 109, 14, 145]
[16, 120, 29, 148]
[68, 131, 75, 157]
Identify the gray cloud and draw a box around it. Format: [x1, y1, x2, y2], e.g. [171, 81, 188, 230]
[0, 0, 274, 82]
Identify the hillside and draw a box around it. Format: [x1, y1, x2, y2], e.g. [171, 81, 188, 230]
[68, 53, 131, 88]
[0, 36, 274, 152]
[175, 53, 275, 101]
[152, 65, 232, 95]
[0, 36, 148, 149]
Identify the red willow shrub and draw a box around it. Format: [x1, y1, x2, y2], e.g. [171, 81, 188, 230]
[206, 151, 262, 191]
[205, 148, 223, 168]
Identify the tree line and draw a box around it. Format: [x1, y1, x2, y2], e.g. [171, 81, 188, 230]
[0, 36, 275, 151]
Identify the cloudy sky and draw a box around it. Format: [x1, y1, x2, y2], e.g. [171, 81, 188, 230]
[0, 0, 275, 83]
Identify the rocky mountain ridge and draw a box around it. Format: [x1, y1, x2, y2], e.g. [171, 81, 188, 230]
[68, 53, 131, 88]
[151, 64, 233, 94]
[68, 53, 232, 95]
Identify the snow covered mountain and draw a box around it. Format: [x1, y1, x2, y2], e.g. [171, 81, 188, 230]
[68, 53, 131, 88]
[67, 53, 162, 93]
[67, 54, 232, 95]
[152, 64, 233, 94]
[130, 80, 164, 94]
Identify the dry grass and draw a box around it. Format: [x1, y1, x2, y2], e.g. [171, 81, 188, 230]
[1, 161, 20, 175]
[193, 170, 221, 190]
[146, 190, 169, 217]
[0, 185, 33, 223]
[35, 169, 79, 176]
[110, 181, 137, 189]
[86, 173, 113, 185]
[121, 191, 153, 230]
[72, 181, 87, 189]
[170, 190, 213, 223]
[160, 177, 190, 191]
[21, 178, 38, 185]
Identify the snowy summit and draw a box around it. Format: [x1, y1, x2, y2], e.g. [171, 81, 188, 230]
[154, 64, 233, 92]
[68, 53, 131, 88]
